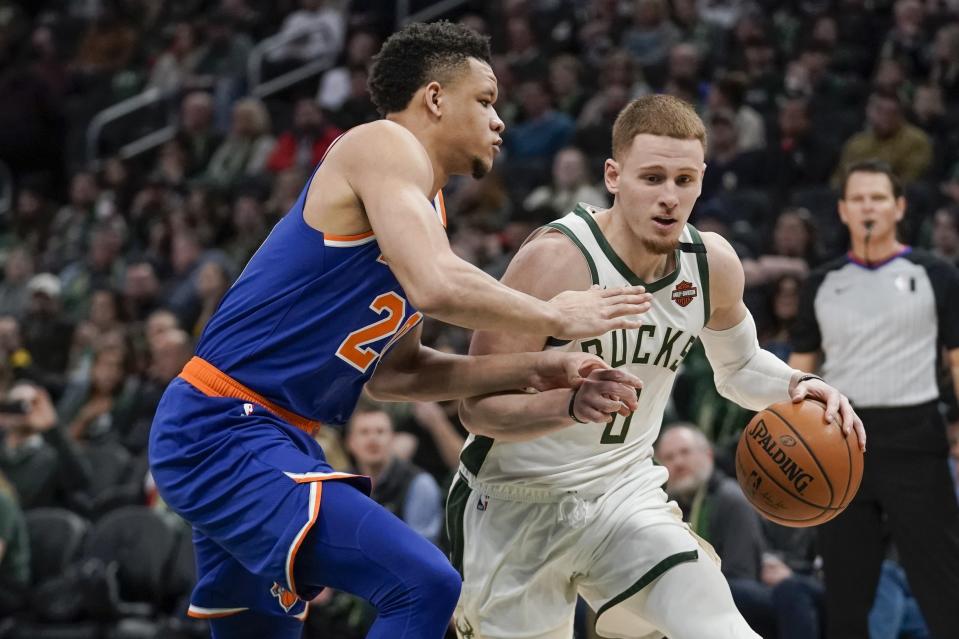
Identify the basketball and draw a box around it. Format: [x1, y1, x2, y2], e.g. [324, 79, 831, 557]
[735, 399, 864, 528]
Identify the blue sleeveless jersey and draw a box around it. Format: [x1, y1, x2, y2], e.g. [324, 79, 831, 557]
[194, 166, 444, 426]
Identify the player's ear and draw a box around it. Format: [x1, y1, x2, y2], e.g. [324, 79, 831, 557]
[837, 197, 849, 226]
[604, 158, 620, 194]
[424, 82, 443, 117]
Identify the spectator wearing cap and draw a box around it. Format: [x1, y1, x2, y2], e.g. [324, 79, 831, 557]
[21, 274, 74, 394]
[832, 90, 933, 185]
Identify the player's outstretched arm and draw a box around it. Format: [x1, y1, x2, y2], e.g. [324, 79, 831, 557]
[700, 233, 866, 451]
[343, 122, 649, 339]
[366, 322, 629, 403]
[457, 231, 642, 442]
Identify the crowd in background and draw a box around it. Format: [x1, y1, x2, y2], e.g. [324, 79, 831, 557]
[0, 0, 958, 637]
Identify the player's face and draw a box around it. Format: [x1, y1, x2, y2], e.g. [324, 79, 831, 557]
[442, 58, 504, 179]
[347, 411, 394, 466]
[838, 172, 905, 243]
[605, 134, 704, 255]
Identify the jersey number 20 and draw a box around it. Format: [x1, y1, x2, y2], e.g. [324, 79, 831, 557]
[336, 292, 420, 373]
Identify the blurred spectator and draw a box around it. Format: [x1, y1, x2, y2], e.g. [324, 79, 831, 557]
[671, 0, 725, 71]
[59, 225, 126, 320]
[832, 90, 933, 185]
[267, 167, 308, 218]
[201, 98, 276, 191]
[621, 0, 679, 74]
[0, 382, 92, 510]
[742, 208, 817, 288]
[739, 36, 780, 116]
[69, 288, 124, 373]
[707, 71, 766, 152]
[194, 10, 255, 128]
[345, 402, 443, 544]
[266, 0, 346, 65]
[329, 64, 378, 130]
[407, 402, 466, 481]
[699, 109, 765, 201]
[44, 171, 101, 273]
[503, 79, 574, 166]
[267, 99, 342, 174]
[58, 339, 136, 442]
[71, 3, 138, 78]
[655, 423, 764, 581]
[522, 147, 608, 219]
[122, 259, 164, 323]
[191, 261, 231, 337]
[765, 96, 839, 203]
[318, 29, 380, 112]
[21, 274, 74, 392]
[931, 205, 959, 267]
[868, 558, 931, 639]
[878, 0, 928, 78]
[176, 91, 223, 178]
[163, 231, 214, 329]
[928, 22, 959, 105]
[147, 22, 203, 94]
[0, 469, 28, 617]
[2, 181, 54, 258]
[758, 274, 803, 363]
[548, 54, 588, 119]
[663, 43, 706, 102]
[503, 16, 548, 82]
[223, 193, 271, 266]
[0, 248, 35, 318]
[912, 83, 957, 181]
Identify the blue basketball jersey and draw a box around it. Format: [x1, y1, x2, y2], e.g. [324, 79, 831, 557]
[194, 160, 445, 426]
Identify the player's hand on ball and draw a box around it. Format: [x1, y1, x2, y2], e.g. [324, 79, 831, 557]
[571, 368, 643, 423]
[549, 285, 652, 340]
[791, 376, 866, 452]
[529, 351, 610, 391]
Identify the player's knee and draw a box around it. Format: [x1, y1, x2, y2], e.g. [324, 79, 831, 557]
[417, 555, 461, 611]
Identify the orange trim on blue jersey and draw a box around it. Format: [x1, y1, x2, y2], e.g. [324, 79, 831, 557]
[286, 480, 323, 597]
[436, 190, 447, 228]
[324, 229, 375, 242]
[179, 357, 322, 434]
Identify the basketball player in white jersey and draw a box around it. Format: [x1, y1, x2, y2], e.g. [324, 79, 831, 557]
[447, 95, 867, 639]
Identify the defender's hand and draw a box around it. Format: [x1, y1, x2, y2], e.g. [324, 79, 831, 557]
[571, 368, 643, 424]
[529, 351, 611, 391]
[549, 286, 652, 340]
[791, 377, 866, 452]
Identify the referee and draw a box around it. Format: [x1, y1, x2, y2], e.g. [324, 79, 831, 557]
[789, 160, 959, 638]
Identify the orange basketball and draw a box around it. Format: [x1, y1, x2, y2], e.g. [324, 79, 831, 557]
[735, 399, 864, 528]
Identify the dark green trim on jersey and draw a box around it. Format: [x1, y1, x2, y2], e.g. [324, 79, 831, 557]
[545, 222, 599, 285]
[545, 336, 572, 347]
[594, 550, 700, 630]
[460, 435, 495, 476]
[685, 224, 710, 326]
[573, 205, 681, 292]
[446, 474, 471, 577]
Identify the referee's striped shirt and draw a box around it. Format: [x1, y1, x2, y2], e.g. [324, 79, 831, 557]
[790, 247, 959, 409]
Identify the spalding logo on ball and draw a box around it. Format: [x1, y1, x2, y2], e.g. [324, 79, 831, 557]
[736, 399, 864, 528]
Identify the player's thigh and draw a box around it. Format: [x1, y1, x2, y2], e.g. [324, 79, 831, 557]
[448, 480, 578, 639]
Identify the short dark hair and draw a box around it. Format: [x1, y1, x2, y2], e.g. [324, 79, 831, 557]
[368, 20, 491, 116]
[839, 159, 903, 199]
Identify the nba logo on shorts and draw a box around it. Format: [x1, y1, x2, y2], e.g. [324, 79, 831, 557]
[476, 495, 489, 511]
[270, 582, 298, 612]
[243, 403, 254, 416]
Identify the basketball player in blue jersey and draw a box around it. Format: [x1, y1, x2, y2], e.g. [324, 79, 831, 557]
[148, 21, 650, 639]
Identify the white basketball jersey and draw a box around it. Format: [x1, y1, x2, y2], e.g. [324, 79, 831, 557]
[459, 204, 711, 496]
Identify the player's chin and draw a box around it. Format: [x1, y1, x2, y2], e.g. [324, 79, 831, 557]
[470, 156, 492, 179]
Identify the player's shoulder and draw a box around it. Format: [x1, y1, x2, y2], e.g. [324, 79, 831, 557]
[328, 121, 433, 177]
[903, 248, 959, 289]
[502, 224, 594, 299]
